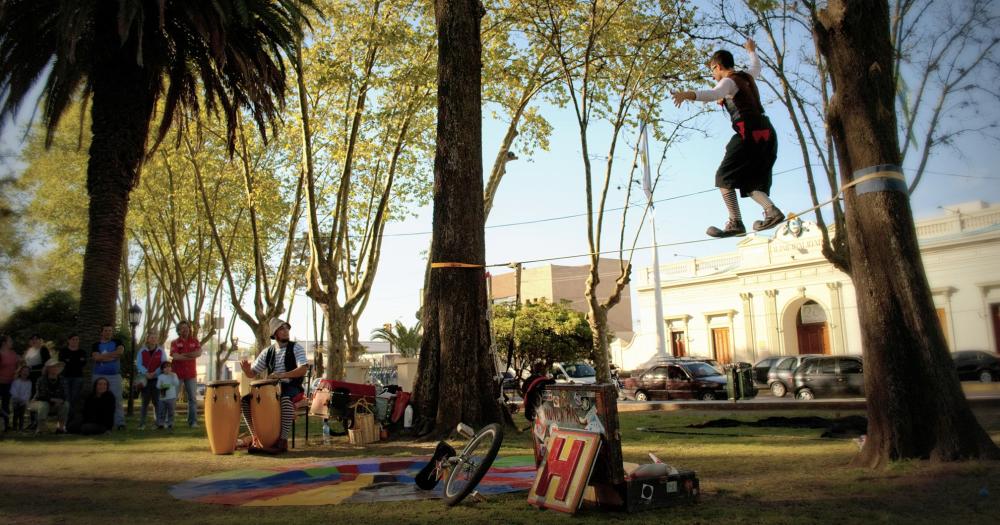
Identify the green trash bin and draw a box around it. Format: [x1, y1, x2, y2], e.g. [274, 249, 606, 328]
[725, 363, 755, 400]
[725, 364, 741, 400]
[737, 363, 756, 399]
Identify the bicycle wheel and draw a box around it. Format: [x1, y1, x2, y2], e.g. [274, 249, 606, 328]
[443, 423, 504, 506]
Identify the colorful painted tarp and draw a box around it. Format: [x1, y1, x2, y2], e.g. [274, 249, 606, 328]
[169, 455, 536, 506]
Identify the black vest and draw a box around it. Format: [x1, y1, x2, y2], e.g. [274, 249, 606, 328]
[265, 341, 303, 391]
[722, 71, 765, 126]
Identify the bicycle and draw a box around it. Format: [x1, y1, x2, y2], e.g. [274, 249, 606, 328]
[415, 422, 505, 506]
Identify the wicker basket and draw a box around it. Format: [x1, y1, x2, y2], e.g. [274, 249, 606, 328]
[348, 399, 379, 445]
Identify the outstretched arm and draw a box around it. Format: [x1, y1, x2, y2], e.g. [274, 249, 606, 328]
[745, 39, 761, 78]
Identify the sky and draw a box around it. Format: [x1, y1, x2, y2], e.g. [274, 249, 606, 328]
[3, 5, 1000, 350]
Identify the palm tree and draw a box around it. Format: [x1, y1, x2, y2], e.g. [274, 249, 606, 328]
[0, 1, 317, 374]
[371, 321, 422, 358]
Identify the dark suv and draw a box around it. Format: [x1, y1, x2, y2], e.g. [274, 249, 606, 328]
[766, 354, 824, 397]
[792, 355, 864, 400]
[622, 361, 727, 401]
[952, 350, 1000, 383]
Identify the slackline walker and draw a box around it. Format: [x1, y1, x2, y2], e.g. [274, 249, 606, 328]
[671, 38, 784, 238]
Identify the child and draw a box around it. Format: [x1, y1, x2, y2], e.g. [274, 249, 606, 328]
[157, 361, 180, 430]
[671, 39, 784, 238]
[10, 365, 32, 431]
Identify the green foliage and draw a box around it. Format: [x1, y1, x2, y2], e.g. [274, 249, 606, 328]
[491, 299, 593, 376]
[0, 289, 79, 349]
[370, 320, 422, 358]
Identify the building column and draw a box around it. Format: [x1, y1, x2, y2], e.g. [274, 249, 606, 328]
[931, 287, 957, 350]
[740, 292, 756, 361]
[827, 282, 847, 355]
[764, 289, 780, 354]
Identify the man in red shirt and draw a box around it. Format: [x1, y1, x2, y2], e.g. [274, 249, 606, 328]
[170, 321, 202, 428]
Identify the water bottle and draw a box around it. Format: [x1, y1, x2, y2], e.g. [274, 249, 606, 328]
[322, 419, 331, 444]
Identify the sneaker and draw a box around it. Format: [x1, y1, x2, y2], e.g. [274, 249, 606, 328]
[706, 219, 746, 238]
[138, 424, 146, 431]
[190, 422, 199, 429]
[753, 207, 785, 231]
[155, 425, 164, 430]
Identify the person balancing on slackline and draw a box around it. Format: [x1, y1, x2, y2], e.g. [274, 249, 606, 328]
[671, 38, 784, 238]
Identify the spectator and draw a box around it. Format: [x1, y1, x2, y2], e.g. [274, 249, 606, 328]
[135, 333, 166, 430]
[91, 324, 125, 430]
[30, 358, 68, 434]
[157, 361, 180, 430]
[170, 321, 202, 428]
[23, 334, 51, 397]
[67, 377, 116, 435]
[58, 334, 87, 415]
[10, 365, 32, 431]
[0, 334, 18, 431]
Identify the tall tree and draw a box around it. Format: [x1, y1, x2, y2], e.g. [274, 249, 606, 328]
[0, 0, 316, 366]
[190, 118, 305, 349]
[412, 0, 505, 436]
[807, 0, 998, 467]
[523, 0, 698, 383]
[296, 0, 435, 379]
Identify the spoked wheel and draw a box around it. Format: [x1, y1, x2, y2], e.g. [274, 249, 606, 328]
[443, 423, 504, 506]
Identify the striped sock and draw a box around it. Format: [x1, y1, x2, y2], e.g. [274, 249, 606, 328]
[721, 188, 742, 221]
[750, 190, 775, 213]
[280, 397, 294, 439]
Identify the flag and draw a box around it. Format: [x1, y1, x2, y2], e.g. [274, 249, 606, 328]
[639, 122, 653, 203]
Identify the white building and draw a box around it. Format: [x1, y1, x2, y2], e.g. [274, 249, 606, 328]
[614, 201, 1000, 371]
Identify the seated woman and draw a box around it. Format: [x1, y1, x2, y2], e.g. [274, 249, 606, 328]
[68, 377, 116, 435]
[30, 358, 68, 434]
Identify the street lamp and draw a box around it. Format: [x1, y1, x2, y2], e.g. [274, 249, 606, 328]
[126, 303, 142, 417]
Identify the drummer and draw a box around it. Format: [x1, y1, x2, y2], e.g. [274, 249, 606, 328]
[239, 318, 308, 454]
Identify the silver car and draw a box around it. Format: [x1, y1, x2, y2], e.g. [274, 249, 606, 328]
[767, 354, 824, 397]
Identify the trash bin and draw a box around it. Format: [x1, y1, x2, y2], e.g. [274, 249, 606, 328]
[725, 362, 756, 400]
[737, 362, 756, 399]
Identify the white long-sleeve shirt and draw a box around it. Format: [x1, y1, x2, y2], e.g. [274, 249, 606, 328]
[694, 51, 761, 103]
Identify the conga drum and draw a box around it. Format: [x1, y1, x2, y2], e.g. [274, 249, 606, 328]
[205, 380, 241, 455]
[250, 379, 282, 448]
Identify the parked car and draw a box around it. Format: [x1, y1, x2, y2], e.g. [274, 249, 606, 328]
[767, 354, 824, 397]
[644, 356, 724, 374]
[622, 361, 727, 401]
[952, 350, 1000, 382]
[792, 355, 864, 400]
[551, 362, 597, 384]
[751, 356, 786, 386]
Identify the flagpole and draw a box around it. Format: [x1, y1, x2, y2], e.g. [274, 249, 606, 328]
[640, 122, 668, 358]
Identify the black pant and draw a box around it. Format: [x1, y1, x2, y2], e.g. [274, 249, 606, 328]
[0, 383, 10, 430]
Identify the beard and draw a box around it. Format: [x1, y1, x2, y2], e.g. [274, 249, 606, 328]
[276, 335, 290, 345]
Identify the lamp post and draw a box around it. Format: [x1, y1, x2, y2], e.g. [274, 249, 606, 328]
[126, 303, 142, 417]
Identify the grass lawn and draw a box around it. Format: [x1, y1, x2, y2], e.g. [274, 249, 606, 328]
[2, 407, 999, 524]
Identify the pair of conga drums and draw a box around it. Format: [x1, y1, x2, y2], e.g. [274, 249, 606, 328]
[205, 379, 281, 454]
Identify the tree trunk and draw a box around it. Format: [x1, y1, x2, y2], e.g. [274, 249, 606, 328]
[77, 3, 156, 401]
[812, 0, 999, 467]
[322, 302, 347, 380]
[413, 0, 504, 437]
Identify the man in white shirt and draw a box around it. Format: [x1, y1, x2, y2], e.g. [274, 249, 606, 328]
[671, 39, 784, 238]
